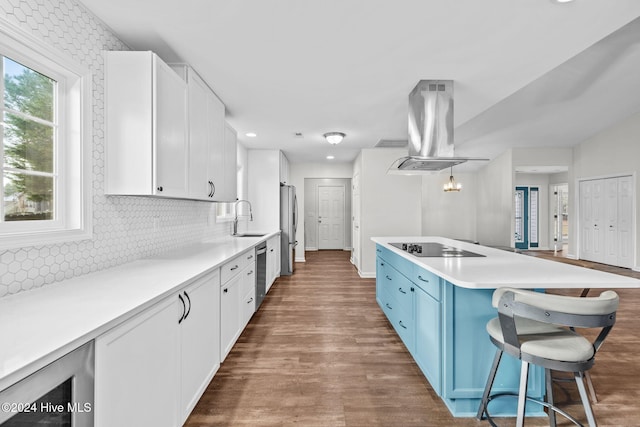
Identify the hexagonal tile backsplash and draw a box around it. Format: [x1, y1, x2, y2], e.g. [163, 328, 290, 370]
[0, 0, 231, 298]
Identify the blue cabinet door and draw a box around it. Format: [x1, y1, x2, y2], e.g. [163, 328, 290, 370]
[413, 285, 442, 395]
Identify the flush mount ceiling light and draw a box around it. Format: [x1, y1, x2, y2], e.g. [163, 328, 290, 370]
[326, 155, 335, 160]
[552, 0, 574, 3]
[245, 132, 257, 137]
[443, 166, 462, 192]
[323, 132, 346, 145]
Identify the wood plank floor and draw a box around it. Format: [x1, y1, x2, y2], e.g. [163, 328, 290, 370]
[184, 250, 640, 427]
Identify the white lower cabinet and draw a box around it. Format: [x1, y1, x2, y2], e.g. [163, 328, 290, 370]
[220, 250, 256, 362]
[179, 270, 221, 422]
[266, 234, 280, 292]
[95, 269, 220, 427]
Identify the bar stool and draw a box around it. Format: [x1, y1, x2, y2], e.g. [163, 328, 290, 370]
[476, 287, 619, 427]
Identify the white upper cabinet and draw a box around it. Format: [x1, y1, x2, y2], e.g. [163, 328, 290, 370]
[172, 64, 237, 202]
[105, 51, 188, 198]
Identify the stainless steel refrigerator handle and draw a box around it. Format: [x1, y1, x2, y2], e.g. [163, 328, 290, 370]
[293, 194, 298, 234]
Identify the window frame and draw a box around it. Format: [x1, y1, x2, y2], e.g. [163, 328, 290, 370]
[0, 17, 92, 250]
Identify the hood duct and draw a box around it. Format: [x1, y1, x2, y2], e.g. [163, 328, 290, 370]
[388, 80, 487, 173]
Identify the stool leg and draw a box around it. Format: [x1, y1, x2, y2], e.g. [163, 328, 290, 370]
[476, 349, 502, 420]
[516, 361, 530, 427]
[575, 371, 597, 427]
[545, 368, 557, 427]
[584, 371, 598, 403]
[477, 349, 503, 420]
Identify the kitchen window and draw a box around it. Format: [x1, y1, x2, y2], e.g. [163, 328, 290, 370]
[0, 22, 92, 249]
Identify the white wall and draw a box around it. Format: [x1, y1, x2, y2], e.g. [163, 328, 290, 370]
[247, 150, 280, 232]
[358, 148, 422, 276]
[289, 162, 353, 261]
[475, 150, 514, 247]
[572, 110, 640, 268]
[421, 172, 477, 241]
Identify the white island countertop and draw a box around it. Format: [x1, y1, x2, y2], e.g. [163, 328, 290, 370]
[372, 236, 640, 290]
[0, 231, 279, 391]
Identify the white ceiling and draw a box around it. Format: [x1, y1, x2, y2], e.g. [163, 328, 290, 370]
[78, 0, 640, 168]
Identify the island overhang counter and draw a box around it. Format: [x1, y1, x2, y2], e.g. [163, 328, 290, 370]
[371, 236, 640, 418]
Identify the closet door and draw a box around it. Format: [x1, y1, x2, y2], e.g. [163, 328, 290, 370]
[617, 176, 633, 268]
[604, 178, 619, 266]
[580, 180, 605, 263]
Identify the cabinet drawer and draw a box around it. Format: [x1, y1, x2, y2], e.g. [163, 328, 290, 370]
[412, 266, 441, 301]
[381, 263, 413, 313]
[221, 249, 255, 283]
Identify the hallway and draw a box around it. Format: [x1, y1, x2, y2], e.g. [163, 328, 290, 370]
[185, 250, 640, 426]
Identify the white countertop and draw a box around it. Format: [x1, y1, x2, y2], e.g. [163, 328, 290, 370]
[0, 231, 279, 391]
[372, 236, 640, 290]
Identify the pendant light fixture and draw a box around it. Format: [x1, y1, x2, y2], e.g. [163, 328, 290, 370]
[443, 166, 462, 192]
[323, 132, 346, 145]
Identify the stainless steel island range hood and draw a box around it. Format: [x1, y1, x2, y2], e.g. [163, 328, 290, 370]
[388, 80, 487, 173]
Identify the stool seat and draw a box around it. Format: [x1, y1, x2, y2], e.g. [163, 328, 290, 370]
[486, 317, 595, 364]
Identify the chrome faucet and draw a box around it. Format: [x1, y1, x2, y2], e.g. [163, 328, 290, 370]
[233, 199, 253, 235]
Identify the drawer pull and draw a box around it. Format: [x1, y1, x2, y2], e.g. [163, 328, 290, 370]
[399, 320, 407, 329]
[178, 294, 186, 324]
[247, 270, 254, 275]
[223, 288, 228, 293]
[417, 275, 429, 283]
[385, 275, 392, 281]
[385, 303, 392, 310]
[247, 298, 254, 304]
[398, 287, 406, 294]
[230, 265, 239, 271]
[183, 291, 191, 320]
[376, 249, 381, 253]
[247, 255, 254, 260]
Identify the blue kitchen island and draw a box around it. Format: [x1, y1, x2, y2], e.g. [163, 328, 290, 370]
[372, 236, 640, 418]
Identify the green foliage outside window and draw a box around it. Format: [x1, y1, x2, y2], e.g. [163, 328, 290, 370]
[2, 56, 56, 221]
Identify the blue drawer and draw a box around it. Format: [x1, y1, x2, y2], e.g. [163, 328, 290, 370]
[412, 265, 441, 301]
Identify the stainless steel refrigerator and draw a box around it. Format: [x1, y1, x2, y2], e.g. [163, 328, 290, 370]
[280, 183, 298, 275]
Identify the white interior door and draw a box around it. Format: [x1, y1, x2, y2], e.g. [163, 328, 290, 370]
[580, 176, 634, 267]
[617, 176, 634, 268]
[352, 173, 361, 268]
[318, 185, 345, 250]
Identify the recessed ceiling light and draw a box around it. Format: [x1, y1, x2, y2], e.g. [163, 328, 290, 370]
[552, 0, 574, 3]
[326, 155, 335, 160]
[246, 132, 257, 137]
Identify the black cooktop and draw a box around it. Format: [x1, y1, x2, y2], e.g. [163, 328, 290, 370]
[389, 242, 485, 258]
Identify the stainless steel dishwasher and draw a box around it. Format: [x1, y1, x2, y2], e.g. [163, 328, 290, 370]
[255, 242, 267, 310]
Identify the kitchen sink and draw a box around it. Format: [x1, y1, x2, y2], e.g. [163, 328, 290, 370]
[233, 233, 267, 237]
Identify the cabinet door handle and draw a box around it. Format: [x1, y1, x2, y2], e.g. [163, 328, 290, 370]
[223, 288, 228, 293]
[183, 291, 191, 320]
[399, 320, 407, 329]
[248, 255, 254, 260]
[380, 262, 385, 266]
[178, 294, 186, 324]
[398, 287, 406, 294]
[207, 181, 213, 198]
[157, 186, 163, 192]
[385, 275, 392, 281]
[247, 298, 253, 304]
[247, 270, 254, 275]
[417, 275, 429, 283]
[210, 182, 216, 197]
[230, 265, 239, 271]
[385, 303, 392, 310]
[270, 249, 274, 252]
[376, 249, 381, 253]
